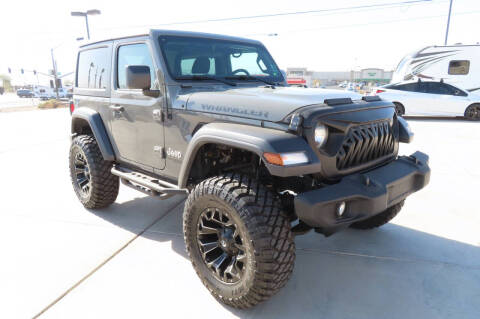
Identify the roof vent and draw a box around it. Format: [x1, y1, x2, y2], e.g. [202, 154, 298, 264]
[324, 98, 353, 106]
[362, 96, 381, 102]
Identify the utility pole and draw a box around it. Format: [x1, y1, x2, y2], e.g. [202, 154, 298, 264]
[444, 0, 453, 45]
[51, 48, 59, 100]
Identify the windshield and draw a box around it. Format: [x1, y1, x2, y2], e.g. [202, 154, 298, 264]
[159, 35, 284, 84]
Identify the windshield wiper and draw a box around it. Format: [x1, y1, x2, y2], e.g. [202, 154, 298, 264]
[225, 75, 277, 87]
[175, 75, 236, 86]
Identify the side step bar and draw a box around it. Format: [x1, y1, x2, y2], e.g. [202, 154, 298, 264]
[111, 166, 188, 200]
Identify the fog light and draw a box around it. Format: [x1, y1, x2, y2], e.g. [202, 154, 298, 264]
[336, 202, 346, 217]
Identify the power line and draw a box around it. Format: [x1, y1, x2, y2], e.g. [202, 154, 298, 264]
[105, 0, 437, 30]
[253, 9, 480, 36]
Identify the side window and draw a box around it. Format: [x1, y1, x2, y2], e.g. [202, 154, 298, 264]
[76, 47, 110, 89]
[421, 82, 439, 94]
[117, 43, 155, 89]
[423, 82, 454, 95]
[443, 83, 467, 96]
[448, 60, 469, 75]
[395, 83, 418, 92]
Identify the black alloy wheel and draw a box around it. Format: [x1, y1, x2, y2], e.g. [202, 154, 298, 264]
[197, 208, 246, 284]
[73, 151, 92, 198]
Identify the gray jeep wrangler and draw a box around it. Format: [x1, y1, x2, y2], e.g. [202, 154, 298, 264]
[69, 30, 430, 308]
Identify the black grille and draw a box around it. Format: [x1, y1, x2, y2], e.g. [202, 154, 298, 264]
[336, 121, 395, 170]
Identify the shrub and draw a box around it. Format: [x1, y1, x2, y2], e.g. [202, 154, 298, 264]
[38, 99, 66, 109]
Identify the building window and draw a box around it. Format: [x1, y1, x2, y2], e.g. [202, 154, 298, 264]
[288, 71, 304, 76]
[448, 60, 470, 75]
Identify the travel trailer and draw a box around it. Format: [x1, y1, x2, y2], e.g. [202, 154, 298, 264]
[32, 85, 68, 99]
[391, 44, 480, 92]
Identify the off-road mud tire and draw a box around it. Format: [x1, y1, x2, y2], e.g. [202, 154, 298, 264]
[69, 134, 119, 209]
[183, 174, 295, 308]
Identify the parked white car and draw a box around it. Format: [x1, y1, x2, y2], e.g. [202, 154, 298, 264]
[375, 80, 480, 120]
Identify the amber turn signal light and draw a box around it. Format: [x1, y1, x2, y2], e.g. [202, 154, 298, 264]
[263, 152, 284, 166]
[263, 152, 309, 166]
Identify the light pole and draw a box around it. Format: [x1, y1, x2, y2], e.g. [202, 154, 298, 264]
[51, 48, 59, 100]
[444, 0, 453, 45]
[49, 37, 81, 100]
[71, 9, 101, 40]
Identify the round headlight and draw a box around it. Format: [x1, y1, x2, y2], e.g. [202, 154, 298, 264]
[314, 124, 328, 147]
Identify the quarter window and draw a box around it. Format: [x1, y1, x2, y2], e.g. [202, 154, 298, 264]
[448, 60, 470, 75]
[421, 82, 466, 96]
[76, 47, 110, 89]
[117, 43, 155, 89]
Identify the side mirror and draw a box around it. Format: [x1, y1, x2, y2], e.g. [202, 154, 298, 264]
[126, 65, 160, 97]
[126, 65, 151, 90]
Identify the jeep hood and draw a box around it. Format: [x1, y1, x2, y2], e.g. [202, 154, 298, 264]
[185, 86, 362, 122]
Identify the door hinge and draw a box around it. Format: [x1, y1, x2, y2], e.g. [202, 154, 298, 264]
[153, 109, 164, 122]
[153, 146, 166, 158]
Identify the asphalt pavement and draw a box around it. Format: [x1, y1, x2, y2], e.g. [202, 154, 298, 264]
[0, 93, 40, 110]
[0, 108, 479, 318]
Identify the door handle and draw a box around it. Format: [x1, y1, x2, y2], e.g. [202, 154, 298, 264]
[109, 104, 124, 112]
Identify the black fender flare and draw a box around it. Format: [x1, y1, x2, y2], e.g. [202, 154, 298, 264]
[71, 108, 115, 161]
[177, 122, 322, 188]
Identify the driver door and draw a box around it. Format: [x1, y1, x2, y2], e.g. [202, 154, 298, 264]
[109, 40, 166, 172]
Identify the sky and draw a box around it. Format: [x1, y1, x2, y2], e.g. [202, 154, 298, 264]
[1, 0, 479, 86]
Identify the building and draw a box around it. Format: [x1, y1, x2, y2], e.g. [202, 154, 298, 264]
[286, 68, 313, 86]
[353, 68, 393, 83]
[286, 67, 393, 87]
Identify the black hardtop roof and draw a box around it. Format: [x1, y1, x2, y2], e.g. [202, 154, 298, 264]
[80, 29, 262, 49]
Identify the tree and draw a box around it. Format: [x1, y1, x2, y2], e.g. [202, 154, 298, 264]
[0, 74, 13, 92]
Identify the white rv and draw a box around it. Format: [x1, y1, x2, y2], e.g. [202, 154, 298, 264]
[392, 44, 480, 92]
[32, 85, 67, 99]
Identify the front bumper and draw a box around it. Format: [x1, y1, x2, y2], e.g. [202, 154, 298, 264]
[294, 151, 430, 234]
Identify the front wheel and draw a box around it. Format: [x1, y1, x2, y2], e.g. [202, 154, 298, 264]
[183, 174, 295, 308]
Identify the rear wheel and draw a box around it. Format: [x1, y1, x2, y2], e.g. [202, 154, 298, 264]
[69, 135, 119, 209]
[350, 200, 404, 230]
[183, 174, 295, 308]
[465, 104, 480, 121]
[393, 102, 405, 116]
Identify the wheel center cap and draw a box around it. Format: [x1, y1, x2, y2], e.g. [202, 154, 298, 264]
[219, 228, 236, 253]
